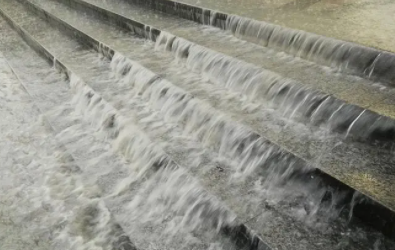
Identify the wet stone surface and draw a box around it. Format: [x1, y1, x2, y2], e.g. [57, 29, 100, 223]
[1, 0, 395, 249]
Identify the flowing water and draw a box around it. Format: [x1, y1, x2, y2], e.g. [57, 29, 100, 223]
[0, 15, 236, 250]
[0, 0, 395, 249]
[177, 0, 395, 53]
[77, 0, 395, 137]
[28, 0, 395, 210]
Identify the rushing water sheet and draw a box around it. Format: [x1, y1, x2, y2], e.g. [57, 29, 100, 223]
[27, 0, 395, 215]
[0, 16, 239, 250]
[1, 0, 395, 249]
[176, 0, 395, 53]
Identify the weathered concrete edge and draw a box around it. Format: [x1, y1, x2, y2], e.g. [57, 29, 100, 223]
[26, 0, 395, 239]
[14, 1, 273, 248]
[124, 0, 395, 86]
[59, 0, 395, 147]
[0, 6, 138, 250]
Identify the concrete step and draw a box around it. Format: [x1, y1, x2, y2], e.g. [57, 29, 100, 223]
[102, 0, 395, 86]
[61, 0, 395, 146]
[1, 0, 394, 248]
[19, 0, 395, 242]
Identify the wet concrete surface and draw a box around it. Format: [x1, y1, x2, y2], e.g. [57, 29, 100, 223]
[178, 0, 395, 52]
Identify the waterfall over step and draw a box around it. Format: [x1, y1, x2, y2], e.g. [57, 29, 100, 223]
[0, 0, 394, 249]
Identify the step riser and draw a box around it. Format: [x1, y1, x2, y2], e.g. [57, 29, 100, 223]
[51, 0, 395, 146]
[119, 0, 395, 86]
[154, 31, 395, 144]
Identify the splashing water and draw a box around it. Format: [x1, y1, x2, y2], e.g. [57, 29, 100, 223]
[1, 3, 395, 249]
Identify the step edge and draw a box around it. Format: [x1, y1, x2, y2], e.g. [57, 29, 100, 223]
[121, 0, 395, 86]
[55, 0, 395, 146]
